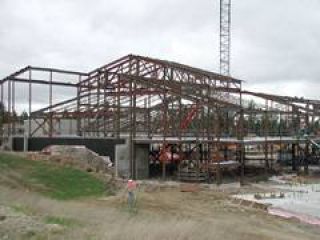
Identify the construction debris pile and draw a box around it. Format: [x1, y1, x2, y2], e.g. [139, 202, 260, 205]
[26, 145, 113, 176]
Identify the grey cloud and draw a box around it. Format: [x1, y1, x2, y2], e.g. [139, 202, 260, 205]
[232, 0, 320, 86]
[0, 0, 320, 105]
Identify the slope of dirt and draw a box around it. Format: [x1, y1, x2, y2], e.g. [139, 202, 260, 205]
[1, 185, 320, 240]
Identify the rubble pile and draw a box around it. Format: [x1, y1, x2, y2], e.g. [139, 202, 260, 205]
[42, 145, 113, 174]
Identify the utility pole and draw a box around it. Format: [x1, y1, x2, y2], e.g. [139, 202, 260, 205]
[220, 0, 231, 76]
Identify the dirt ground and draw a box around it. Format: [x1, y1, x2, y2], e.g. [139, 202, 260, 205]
[1, 184, 320, 240]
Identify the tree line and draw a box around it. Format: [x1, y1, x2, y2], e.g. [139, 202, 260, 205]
[0, 102, 29, 126]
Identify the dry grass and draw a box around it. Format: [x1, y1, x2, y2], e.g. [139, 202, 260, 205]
[1, 185, 320, 240]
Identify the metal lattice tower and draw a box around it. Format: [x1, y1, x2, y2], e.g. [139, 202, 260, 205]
[220, 0, 231, 76]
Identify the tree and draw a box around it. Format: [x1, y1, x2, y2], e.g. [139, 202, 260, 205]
[19, 111, 29, 122]
[247, 100, 257, 135]
[0, 102, 5, 126]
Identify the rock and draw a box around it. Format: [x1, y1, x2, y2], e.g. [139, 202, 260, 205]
[254, 193, 262, 200]
[47, 224, 64, 233]
[180, 184, 200, 193]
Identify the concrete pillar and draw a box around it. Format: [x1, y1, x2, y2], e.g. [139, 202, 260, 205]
[240, 143, 245, 186]
[115, 138, 130, 179]
[23, 135, 28, 152]
[115, 138, 149, 180]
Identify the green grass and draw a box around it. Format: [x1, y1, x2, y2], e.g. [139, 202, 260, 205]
[0, 153, 108, 200]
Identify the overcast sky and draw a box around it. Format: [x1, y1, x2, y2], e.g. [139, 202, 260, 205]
[1, 0, 320, 107]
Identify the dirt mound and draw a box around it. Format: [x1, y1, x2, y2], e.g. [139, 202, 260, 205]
[41, 145, 113, 174]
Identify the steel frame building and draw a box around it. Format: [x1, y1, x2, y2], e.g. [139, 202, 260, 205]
[1, 54, 320, 182]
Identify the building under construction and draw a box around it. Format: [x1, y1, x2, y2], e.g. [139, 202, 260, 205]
[1, 54, 320, 183]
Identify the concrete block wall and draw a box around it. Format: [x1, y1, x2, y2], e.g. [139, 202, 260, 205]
[115, 138, 131, 178]
[115, 138, 149, 180]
